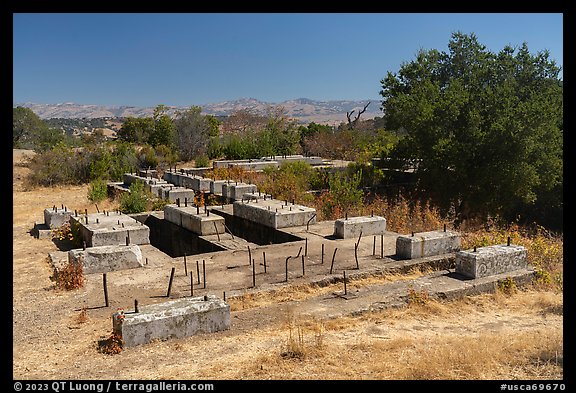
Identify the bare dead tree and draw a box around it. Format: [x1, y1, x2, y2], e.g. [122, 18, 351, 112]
[346, 102, 371, 130]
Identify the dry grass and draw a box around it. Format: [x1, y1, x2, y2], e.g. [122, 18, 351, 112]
[219, 290, 563, 380]
[227, 267, 429, 312]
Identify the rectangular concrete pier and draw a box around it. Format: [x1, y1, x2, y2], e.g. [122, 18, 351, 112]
[455, 244, 528, 279]
[112, 295, 230, 347]
[232, 199, 316, 229]
[70, 212, 150, 247]
[396, 230, 461, 259]
[334, 216, 387, 239]
[44, 207, 73, 228]
[164, 205, 225, 236]
[68, 244, 143, 274]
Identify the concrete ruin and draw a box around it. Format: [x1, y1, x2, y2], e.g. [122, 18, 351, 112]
[44, 207, 73, 229]
[334, 215, 387, 239]
[68, 244, 144, 274]
[164, 204, 225, 236]
[112, 295, 230, 347]
[395, 230, 461, 259]
[232, 199, 317, 229]
[455, 244, 528, 279]
[69, 212, 150, 247]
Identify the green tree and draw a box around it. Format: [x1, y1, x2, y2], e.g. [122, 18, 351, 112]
[13, 107, 66, 151]
[380, 32, 563, 226]
[173, 106, 211, 161]
[149, 105, 175, 147]
[117, 117, 154, 143]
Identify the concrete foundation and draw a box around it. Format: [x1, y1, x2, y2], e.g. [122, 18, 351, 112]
[334, 216, 386, 239]
[44, 207, 73, 229]
[396, 230, 461, 259]
[164, 205, 225, 236]
[455, 244, 528, 279]
[68, 244, 143, 274]
[70, 212, 150, 247]
[112, 295, 230, 347]
[221, 183, 258, 201]
[232, 199, 316, 229]
[210, 180, 227, 195]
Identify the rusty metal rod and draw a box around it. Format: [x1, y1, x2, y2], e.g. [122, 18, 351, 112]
[285, 256, 291, 282]
[330, 248, 338, 274]
[202, 260, 206, 289]
[167, 267, 175, 297]
[103, 273, 109, 307]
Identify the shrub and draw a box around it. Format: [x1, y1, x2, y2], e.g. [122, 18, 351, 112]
[195, 155, 210, 168]
[119, 181, 149, 214]
[88, 179, 109, 202]
[53, 260, 85, 290]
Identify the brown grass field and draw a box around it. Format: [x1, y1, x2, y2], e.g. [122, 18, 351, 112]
[12, 149, 563, 381]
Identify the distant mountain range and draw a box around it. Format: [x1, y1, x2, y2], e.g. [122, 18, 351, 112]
[14, 98, 383, 125]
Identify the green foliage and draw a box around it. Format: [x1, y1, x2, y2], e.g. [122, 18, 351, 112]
[13, 106, 67, 151]
[380, 32, 563, 228]
[315, 169, 364, 219]
[137, 145, 159, 169]
[173, 106, 211, 161]
[25, 143, 139, 187]
[87, 179, 109, 202]
[195, 155, 210, 168]
[119, 181, 149, 214]
[117, 117, 154, 144]
[260, 161, 318, 203]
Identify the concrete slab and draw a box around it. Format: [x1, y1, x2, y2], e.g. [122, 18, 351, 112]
[396, 230, 461, 259]
[68, 244, 144, 274]
[112, 295, 230, 347]
[455, 244, 528, 279]
[334, 215, 387, 239]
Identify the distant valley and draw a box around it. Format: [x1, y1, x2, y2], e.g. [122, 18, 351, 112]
[14, 97, 382, 125]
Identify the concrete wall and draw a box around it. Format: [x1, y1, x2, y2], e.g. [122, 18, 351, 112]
[455, 244, 528, 279]
[68, 244, 143, 274]
[210, 207, 303, 246]
[396, 230, 461, 259]
[112, 295, 230, 347]
[141, 213, 226, 257]
[334, 216, 386, 239]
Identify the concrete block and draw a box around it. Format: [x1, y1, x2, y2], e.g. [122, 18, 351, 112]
[456, 244, 528, 279]
[70, 213, 150, 247]
[396, 230, 461, 259]
[112, 295, 230, 347]
[44, 207, 73, 228]
[221, 183, 257, 200]
[190, 176, 212, 192]
[164, 205, 225, 235]
[334, 216, 386, 239]
[233, 199, 316, 229]
[167, 188, 195, 203]
[68, 244, 143, 274]
[210, 180, 227, 195]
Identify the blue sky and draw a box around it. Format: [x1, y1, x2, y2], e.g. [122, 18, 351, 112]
[13, 13, 563, 107]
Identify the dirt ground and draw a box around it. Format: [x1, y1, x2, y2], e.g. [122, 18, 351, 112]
[12, 149, 563, 381]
